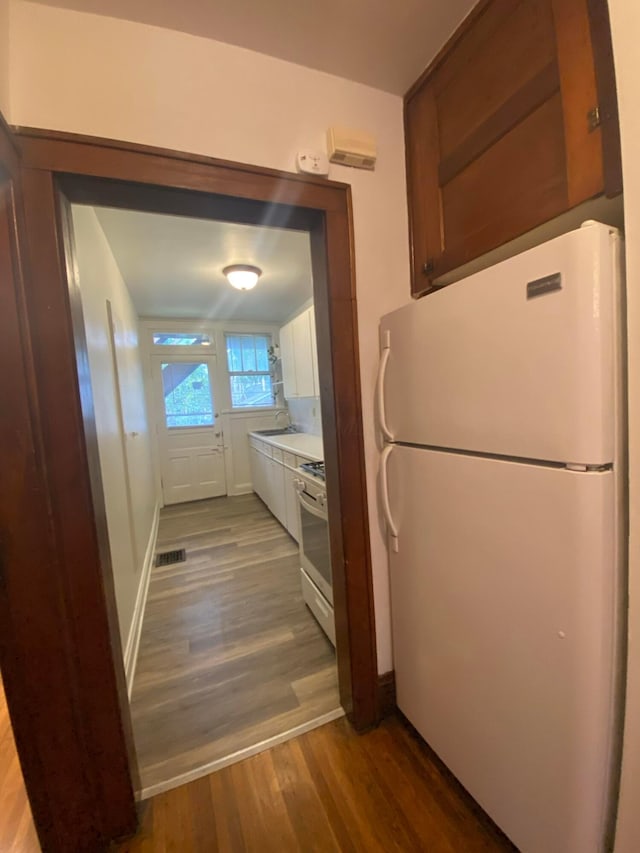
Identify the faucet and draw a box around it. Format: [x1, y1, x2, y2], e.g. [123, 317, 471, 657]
[275, 410, 291, 428]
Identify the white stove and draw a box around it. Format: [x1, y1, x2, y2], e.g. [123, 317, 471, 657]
[295, 461, 335, 645]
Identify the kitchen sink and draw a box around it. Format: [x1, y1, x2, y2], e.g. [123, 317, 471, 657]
[254, 427, 299, 436]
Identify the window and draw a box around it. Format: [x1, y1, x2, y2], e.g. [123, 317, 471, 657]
[225, 333, 274, 408]
[161, 361, 214, 428]
[153, 332, 211, 346]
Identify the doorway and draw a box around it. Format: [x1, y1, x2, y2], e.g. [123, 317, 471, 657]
[68, 199, 342, 794]
[151, 354, 227, 503]
[3, 128, 378, 850]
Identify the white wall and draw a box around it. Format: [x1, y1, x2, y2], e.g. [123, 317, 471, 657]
[9, 0, 411, 673]
[0, 0, 9, 117]
[72, 205, 157, 653]
[607, 3, 640, 850]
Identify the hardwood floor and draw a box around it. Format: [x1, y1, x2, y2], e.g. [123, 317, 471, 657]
[130, 494, 340, 794]
[117, 714, 516, 852]
[0, 676, 39, 852]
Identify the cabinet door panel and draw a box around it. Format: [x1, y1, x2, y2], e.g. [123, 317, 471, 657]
[284, 466, 300, 542]
[292, 310, 315, 397]
[441, 95, 568, 270]
[435, 0, 557, 161]
[309, 306, 320, 399]
[279, 321, 296, 398]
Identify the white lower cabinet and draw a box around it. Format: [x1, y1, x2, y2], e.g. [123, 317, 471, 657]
[284, 464, 301, 542]
[269, 456, 287, 528]
[250, 436, 306, 542]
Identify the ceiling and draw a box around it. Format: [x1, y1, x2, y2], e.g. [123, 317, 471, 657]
[91, 207, 314, 323]
[31, 0, 476, 94]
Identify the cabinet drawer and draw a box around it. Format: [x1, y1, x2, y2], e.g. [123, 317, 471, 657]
[283, 451, 297, 469]
[272, 447, 284, 463]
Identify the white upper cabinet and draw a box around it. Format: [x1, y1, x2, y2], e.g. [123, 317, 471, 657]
[309, 306, 320, 398]
[279, 306, 319, 400]
[279, 321, 296, 399]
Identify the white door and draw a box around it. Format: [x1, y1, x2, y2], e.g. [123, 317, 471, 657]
[384, 443, 619, 853]
[379, 222, 620, 466]
[152, 356, 226, 504]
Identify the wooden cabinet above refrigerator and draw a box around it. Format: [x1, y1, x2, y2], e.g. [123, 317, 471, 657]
[404, 0, 622, 297]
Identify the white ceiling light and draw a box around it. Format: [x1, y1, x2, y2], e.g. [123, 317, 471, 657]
[223, 264, 262, 291]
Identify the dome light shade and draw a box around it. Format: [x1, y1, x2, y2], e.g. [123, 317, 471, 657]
[223, 264, 262, 291]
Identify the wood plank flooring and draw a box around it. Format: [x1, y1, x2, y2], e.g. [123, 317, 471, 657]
[117, 714, 516, 852]
[0, 676, 40, 852]
[130, 494, 340, 793]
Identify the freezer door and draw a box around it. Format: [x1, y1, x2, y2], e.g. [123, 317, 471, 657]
[387, 445, 619, 853]
[379, 222, 620, 466]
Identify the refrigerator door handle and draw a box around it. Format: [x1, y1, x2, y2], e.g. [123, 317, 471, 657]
[380, 443, 399, 553]
[376, 331, 394, 441]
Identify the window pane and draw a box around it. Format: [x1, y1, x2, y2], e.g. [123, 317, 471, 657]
[153, 332, 211, 346]
[230, 374, 273, 408]
[241, 336, 256, 372]
[161, 362, 214, 428]
[226, 335, 242, 372]
[255, 335, 270, 371]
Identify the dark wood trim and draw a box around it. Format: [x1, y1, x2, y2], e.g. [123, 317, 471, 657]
[7, 128, 378, 847]
[377, 671, 397, 718]
[587, 0, 623, 196]
[0, 117, 137, 851]
[438, 62, 560, 187]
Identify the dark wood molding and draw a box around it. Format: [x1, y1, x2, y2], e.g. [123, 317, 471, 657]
[5, 127, 378, 847]
[586, 0, 623, 196]
[0, 117, 136, 851]
[377, 671, 397, 718]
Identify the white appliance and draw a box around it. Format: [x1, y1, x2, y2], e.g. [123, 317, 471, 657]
[295, 462, 336, 645]
[378, 222, 624, 853]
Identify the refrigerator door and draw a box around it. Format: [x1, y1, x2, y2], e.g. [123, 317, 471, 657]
[379, 222, 620, 466]
[387, 444, 618, 853]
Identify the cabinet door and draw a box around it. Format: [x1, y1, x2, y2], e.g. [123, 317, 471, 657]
[292, 309, 315, 397]
[309, 306, 320, 399]
[279, 321, 297, 399]
[251, 447, 263, 502]
[284, 465, 301, 542]
[270, 459, 287, 528]
[405, 0, 618, 297]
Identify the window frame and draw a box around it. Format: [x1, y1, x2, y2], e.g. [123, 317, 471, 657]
[224, 331, 275, 410]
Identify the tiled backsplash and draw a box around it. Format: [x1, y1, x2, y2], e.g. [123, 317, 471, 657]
[288, 397, 322, 436]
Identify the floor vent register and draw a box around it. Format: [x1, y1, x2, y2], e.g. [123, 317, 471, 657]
[155, 548, 186, 567]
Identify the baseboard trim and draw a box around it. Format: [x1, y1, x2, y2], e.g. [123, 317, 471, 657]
[137, 706, 345, 800]
[124, 502, 160, 697]
[378, 670, 396, 718]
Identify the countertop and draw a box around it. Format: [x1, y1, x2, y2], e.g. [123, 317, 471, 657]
[249, 431, 323, 462]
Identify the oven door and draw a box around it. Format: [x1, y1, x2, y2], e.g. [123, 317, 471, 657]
[298, 489, 333, 604]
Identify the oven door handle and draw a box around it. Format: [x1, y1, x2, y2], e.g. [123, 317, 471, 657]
[298, 493, 328, 521]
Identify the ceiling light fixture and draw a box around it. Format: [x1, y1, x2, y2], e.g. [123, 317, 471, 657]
[223, 264, 262, 291]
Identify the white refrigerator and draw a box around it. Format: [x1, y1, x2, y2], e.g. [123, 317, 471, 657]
[378, 221, 624, 853]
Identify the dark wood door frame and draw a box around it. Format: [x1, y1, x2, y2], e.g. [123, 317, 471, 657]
[3, 126, 378, 849]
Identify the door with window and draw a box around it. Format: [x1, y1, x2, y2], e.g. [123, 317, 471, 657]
[152, 355, 226, 504]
